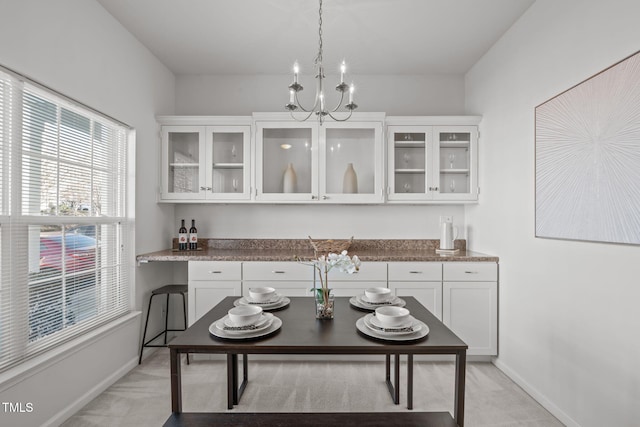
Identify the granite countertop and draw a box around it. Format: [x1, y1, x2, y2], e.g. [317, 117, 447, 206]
[136, 239, 499, 263]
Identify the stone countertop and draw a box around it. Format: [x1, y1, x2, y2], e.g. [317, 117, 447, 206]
[136, 239, 499, 263]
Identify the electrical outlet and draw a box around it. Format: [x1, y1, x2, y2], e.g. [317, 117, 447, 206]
[440, 215, 453, 224]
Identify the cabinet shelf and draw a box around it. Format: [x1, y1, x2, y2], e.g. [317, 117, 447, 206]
[212, 163, 244, 169]
[396, 168, 426, 174]
[170, 163, 199, 168]
[440, 169, 469, 174]
[395, 141, 426, 148]
[440, 141, 470, 148]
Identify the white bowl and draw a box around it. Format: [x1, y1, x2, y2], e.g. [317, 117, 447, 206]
[364, 287, 392, 303]
[374, 306, 411, 328]
[228, 305, 263, 326]
[248, 286, 276, 302]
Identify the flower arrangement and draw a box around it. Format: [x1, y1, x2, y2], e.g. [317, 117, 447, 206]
[297, 250, 361, 318]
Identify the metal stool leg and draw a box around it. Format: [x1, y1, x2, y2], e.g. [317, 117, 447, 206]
[139, 293, 156, 364]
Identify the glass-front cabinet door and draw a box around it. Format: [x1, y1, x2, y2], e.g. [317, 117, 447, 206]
[161, 126, 206, 200]
[433, 126, 478, 201]
[255, 122, 318, 201]
[387, 126, 431, 201]
[320, 122, 384, 203]
[207, 126, 251, 200]
[160, 123, 251, 201]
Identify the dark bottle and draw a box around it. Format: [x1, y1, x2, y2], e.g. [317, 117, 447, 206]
[178, 219, 188, 251]
[189, 219, 198, 250]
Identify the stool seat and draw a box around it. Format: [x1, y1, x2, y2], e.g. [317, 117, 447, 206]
[139, 284, 189, 364]
[152, 284, 188, 295]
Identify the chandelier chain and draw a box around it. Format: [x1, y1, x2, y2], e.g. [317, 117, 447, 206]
[315, 0, 323, 66]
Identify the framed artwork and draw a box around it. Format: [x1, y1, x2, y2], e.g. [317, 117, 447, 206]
[535, 50, 640, 245]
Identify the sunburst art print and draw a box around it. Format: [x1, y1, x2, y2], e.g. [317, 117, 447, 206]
[535, 50, 640, 245]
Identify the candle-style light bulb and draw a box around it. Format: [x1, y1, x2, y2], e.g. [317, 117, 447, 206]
[340, 60, 346, 83]
[289, 89, 295, 103]
[349, 84, 355, 104]
[293, 61, 299, 83]
[319, 92, 325, 111]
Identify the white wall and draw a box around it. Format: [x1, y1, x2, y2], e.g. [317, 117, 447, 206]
[0, 0, 175, 425]
[465, 1, 640, 426]
[175, 73, 468, 239]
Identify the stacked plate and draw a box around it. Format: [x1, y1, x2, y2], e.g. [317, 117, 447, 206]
[356, 306, 429, 341]
[350, 287, 406, 311]
[210, 305, 282, 339]
[234, 286, 290, 311]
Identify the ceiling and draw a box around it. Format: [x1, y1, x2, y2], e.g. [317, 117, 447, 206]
[97, 0, 535, 76]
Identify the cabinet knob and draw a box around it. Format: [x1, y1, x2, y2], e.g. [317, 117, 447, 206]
[209, 271, 222, 274]
[272, 270, 286, 274]
[322, 195, 328, 200]
[409, 271, 422, 274]
[464, 271, 479, 274]
[200, 186, 207, 190]
[311, 195, 317, 200]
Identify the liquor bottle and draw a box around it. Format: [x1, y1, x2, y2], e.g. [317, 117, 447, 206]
[189, 219, 198, 250]
[178, 219, 188, 251]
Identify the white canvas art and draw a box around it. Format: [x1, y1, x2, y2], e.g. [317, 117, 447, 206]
[535, 51, 640, 245]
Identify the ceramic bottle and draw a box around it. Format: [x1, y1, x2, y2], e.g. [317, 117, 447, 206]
[343, 162, 358, 194]
[283, 163, 297, 193]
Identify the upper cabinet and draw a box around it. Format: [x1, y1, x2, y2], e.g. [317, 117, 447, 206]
[254, 113, 384, 203]
[159, 117, 251, 202]
[386, 117, 480, 202]
[158, 114, 480, 204]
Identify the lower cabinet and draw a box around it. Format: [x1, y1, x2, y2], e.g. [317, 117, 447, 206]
[188, 261, 242, 325]
[243, 261, 314, 297]
[443, 262, 498, 356]
[388, 262, 443, 319]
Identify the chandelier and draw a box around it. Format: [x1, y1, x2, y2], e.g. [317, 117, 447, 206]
[285, 0, 358, 124]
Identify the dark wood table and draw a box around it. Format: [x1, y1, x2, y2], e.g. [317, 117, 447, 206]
[168, 296, 468, 426]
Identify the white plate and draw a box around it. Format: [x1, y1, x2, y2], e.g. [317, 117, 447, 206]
[359, 294, 395, 304]
[210, 315, 282, 340]
[349, 295, 406, 311]
[244, 293, 282, 305]
[222, 312, 273, 330]
[367, 313, 418, 332]
[234, 296, 291, 311]
[356, 315, 429, 342]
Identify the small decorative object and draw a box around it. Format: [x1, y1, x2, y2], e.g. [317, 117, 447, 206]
[307, 236, 353, 256]
[297, 250, 361, 319]
[342, 162, 358, 193]
[283, 163, 297, 193]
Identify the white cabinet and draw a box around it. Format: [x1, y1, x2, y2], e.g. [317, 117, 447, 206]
[188, 261, 242, 325]
[159, 117, 252, 202]
[386, 117, 480, 202]
[254, 113, 385, 203]
[388, 262, 443, 319]
[327, 262, 387, 296]
[443, 263, 498, 355]
[243, 261, 315, 297]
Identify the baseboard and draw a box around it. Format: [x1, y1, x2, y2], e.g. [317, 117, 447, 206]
[492, 358, 579, 427]
[44, 356, 138, 427]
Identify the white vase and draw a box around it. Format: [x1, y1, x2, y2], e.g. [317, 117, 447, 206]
[283, 163, 297, 193]
[343, 163, 358, 193]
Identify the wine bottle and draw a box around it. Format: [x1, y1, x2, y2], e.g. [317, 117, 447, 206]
[178, 219, 188, 251]
[189, 219, 198, 250]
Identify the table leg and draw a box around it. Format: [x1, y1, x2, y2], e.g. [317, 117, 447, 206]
[407, 353, 413, 410]
[237, 353, 248, 403]
[455, 350, 467, 427]
[170, 348, 182, 413]
[385, 354, 400, 404]
[227, 354, 234, 410]
[232, 354, 239, 405]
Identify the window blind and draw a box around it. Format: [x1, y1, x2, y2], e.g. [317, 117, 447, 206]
[0, 67, 132, 373]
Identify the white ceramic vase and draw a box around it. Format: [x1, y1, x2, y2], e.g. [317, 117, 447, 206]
[283, 163, 297, 193]
[343, 163, 358, 193]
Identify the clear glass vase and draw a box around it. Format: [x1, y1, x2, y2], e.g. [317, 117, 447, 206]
[314, 289, 334, 319]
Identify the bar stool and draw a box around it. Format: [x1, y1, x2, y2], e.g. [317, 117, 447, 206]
[139, 284, 189, 364]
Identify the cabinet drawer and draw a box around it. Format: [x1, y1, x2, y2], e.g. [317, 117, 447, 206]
[189, 261, 242, 281]
[388, 262, 442, 281]
[443, 262, 497, 282]
[327, 262, 387, 281]
[243, 262, 313, 281]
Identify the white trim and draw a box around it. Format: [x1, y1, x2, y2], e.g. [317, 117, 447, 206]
[385, 116, 482, 126]
[43, 355, 139, 427]
[0, 312, 140, 392]
[252, 111, 386, 122]
[492, 358, 579, 427]
[156, 115, 252, 126]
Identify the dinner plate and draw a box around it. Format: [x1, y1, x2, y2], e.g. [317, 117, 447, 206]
[356, 315, 429, 342]
[210, 315, 282, 340]
[349, 295, 406, 311]
[244, 293, 283, 305]
[222, 312, 273, 331]
[234, 296, 291, 311]
[359, 294, 396, 305]
[364, 313, 420, 334]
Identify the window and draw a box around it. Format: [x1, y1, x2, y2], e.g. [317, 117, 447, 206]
[0, 66, 133, 373]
